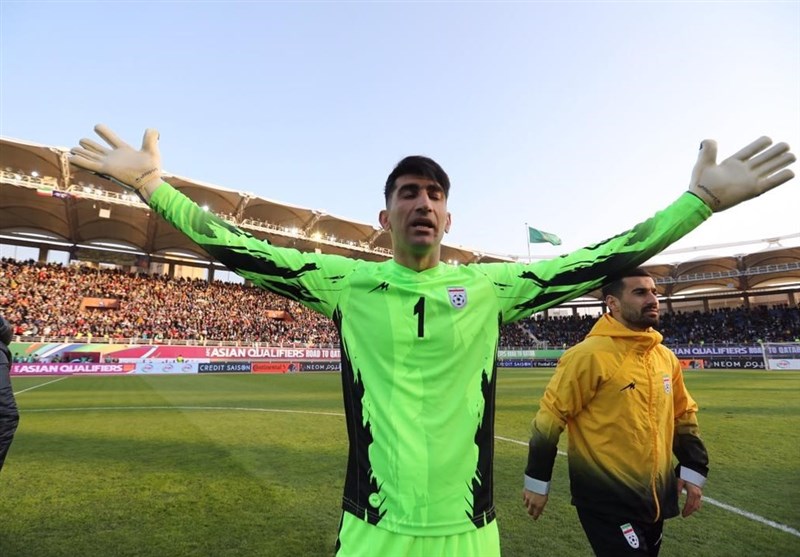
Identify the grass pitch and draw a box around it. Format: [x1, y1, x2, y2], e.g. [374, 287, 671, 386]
[1, 370, 798, 557]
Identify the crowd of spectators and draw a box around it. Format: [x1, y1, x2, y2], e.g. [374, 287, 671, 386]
[658, 305, 800, 344]
[0, 258, 337, 345]
[521, 305, 800, 347]
[1, 258, 798, 347]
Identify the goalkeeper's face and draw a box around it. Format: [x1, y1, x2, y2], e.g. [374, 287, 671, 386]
[609, 276, 661, 331]
[379, 174, 452, 257]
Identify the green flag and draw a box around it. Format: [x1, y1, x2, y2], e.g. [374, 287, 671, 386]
[528, 226, 562, 246]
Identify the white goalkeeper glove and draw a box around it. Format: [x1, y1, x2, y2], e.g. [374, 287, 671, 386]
[69, 124, 163, 200]
[689, 136, 795, 212]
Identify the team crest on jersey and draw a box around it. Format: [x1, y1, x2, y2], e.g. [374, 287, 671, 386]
[447, 287, 467, 309]
[620, 523, 639, 549]
[663, 374, 671, 394]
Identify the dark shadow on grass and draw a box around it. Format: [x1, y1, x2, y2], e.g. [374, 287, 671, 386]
[8, 428, 346, 477]
[0, 438, 347, 557]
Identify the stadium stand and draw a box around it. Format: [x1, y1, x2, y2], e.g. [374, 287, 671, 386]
[0, 258, 338, 346]
[1, 259, 797, 353]
[522, 306, 800, 347]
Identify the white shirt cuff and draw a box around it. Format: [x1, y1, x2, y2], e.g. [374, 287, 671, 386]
[524, 474, 550, 495]
[680, 466, 707, 488]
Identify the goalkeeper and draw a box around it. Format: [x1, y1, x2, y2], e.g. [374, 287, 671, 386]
[70, 125, 794, 557]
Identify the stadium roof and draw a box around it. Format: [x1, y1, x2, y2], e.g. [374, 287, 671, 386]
[1, 136, 509, 266]
[2, 135, 799, 300]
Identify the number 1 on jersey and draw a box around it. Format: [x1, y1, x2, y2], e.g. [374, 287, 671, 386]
[414, 296, 425, 337]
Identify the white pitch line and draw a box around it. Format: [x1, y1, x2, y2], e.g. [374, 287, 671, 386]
[495, 434, 567, 456]
[12, 376, 69, 395]
[19, 406, 800, 538]
[702, 496, 800, 538]
[494, 435, 800, 539]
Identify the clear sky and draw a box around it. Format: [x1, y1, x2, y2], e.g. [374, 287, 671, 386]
[1, 1, 798, 262]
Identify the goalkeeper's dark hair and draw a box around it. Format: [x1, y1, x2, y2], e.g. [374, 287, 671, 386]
[601, 267, 654, 299]
[384, 156, 450, 205]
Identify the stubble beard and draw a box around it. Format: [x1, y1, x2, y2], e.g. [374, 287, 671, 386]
[622, 306, 659, 330]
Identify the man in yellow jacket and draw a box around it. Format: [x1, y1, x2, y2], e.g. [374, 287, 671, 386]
[523, 268, 708, 557]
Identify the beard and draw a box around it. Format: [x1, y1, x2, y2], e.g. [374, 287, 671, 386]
[621, 306, 659, 330]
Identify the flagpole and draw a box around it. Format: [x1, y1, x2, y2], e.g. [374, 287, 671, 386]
[525, 222, 531, 262]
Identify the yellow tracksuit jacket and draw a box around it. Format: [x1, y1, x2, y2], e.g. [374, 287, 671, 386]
[525, 314, 709, 522]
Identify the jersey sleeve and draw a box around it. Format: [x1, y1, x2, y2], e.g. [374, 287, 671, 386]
[475, 192, 712, 323]
[525, 348, 599, 486]
[148, 182, 359, 317]
[671, 355, 710, 482]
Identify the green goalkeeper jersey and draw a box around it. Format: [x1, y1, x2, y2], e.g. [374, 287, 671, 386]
[149, 183, 710, 536]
